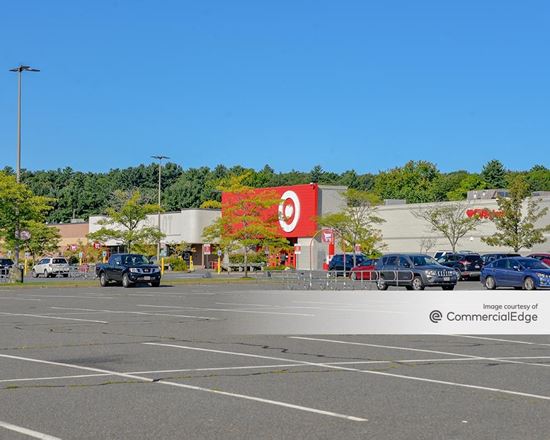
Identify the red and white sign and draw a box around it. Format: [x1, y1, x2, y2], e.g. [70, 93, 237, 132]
[93, 242, 101, 249]
[203, 244, 212, 255]
[70, 244, 78, 251]
[222, 184, 318, 238]
[321, 228, 334, 243]
[466, 208, 503, 219]
[294, 244, 302, 255]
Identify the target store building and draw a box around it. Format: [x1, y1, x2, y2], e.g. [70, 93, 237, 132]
[222, 184, 346, 270]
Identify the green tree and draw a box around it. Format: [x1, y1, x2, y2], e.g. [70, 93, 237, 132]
[446, 174, 490, 201]
[202, 173, 289, 277]
[87, 190, 164, 253]
[373, 161, 441, 203]
[23, 221, 61, 261]
[0, 172, 54, 258]
[413, 202, 485, 253]
[481, 160, 507, 188]
[318, 189, 386, 265]
[525, 165, 550, 192]
[482, 176, 550, 252]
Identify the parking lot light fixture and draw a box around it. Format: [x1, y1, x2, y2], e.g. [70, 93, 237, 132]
[151, 155, 170, 262]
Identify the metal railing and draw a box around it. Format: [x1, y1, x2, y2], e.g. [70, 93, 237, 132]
[253, 269, 416, 290]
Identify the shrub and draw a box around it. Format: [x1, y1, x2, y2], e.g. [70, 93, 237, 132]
[165, 256, 187, 271]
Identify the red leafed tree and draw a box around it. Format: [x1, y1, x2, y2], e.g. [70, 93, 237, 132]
[202, 173, 289, 276]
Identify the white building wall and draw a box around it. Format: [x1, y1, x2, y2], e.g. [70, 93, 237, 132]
[377, 197, 550, 254]
[88, 209, 220, 247]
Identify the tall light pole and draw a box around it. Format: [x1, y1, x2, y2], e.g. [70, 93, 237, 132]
[9, 65, 40, 277]
[151, 155, 169, 262]
[10, 65, 40, 183]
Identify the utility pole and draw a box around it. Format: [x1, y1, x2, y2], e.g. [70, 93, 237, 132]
[9, 65, 40, 281]
[151, 155, 169, 262]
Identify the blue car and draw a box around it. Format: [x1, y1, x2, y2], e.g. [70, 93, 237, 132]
[481, 257, 550, 290]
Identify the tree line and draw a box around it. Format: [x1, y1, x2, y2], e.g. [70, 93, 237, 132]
[1, 159, 549, 224]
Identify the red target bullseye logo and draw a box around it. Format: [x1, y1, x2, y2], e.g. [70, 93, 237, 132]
[278, 190, 301, 233]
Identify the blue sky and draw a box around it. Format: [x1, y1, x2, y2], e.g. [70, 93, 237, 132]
[0, 0, 548, 174]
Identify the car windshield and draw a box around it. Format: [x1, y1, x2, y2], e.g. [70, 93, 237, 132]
[122, 255, 150, 265]
[463, 255, 482, 262]
[519, 259, 548, 270]
[411, 255, 439, 266]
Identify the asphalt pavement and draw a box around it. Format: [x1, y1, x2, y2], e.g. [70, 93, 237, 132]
[0, 282, 548, 439]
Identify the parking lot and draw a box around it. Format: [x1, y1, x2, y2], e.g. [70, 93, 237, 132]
[0, 282, 549, 439]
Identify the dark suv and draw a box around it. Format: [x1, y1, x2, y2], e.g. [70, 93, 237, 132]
[437, 253, 483, 280]
[329, 254, 367, 275]
[375, 253, 458, 290]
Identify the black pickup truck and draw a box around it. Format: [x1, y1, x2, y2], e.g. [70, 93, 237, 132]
[96, 253, 161, 288]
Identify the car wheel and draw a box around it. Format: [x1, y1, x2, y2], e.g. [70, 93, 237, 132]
[523, 277, 536, 291]
[63, 274, 68, 278]
[455, 270, 462, 281]
[412, 276, 425, 291]
[376, 275, 388, 291]
[99, 272, 109, 287]
[350, 272, 357, 281]
[150, 280, 160, 287]
[442, 285, 455, 291]
[31, 270, 37, 278]
[122, 273, 132, 288]
[484, 276, 496, 290]
[44, 270, 49, 278]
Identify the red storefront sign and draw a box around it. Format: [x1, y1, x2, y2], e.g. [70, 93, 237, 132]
[222, 184, 318, 238]
[203, 244, 211, 255]
[466, 208, 503, 219]
[294, 244, 302, 255]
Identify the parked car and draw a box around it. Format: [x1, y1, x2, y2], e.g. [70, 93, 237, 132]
[480, 253, 521, 266]
[96, 253, 161, 288]
[437, 253, 483, 280]
[32, 257, 70, 278]
[375, 253, 458, 291]
[0, 258, 14, 277]
[434, 250, 453, 260]
[481, 257, 550, 290]
[349, 258, 379, 280]
[0, 258, 14, 270]
[328, 254, 367, 275]
[527, 253, 550, 267]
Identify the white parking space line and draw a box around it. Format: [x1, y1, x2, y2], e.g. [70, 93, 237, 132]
[289, 336, 550, 369]
[19, 295, 114, 299]
[447, 334, 550, 347]
[0, 297, 41, 301]
[144, 342, 550, 402]
[136, 304, 315, 317]
[0, 420, 63, 440]
[49, 306, 217, 321]
[0, 312, 108, 324]
[3, 355, 550, 386]
[0, 353, 366, 422]
[215, 302, 279, 308]
[0, 373, 110, 383]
